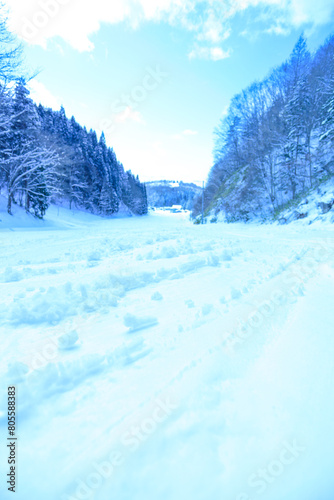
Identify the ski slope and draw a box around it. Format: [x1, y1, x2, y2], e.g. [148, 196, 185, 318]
[0, 207, 334, 500]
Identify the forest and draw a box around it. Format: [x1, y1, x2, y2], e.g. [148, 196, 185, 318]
[146, 181, 201, 210]
[193, 34, 334, 221]
[0, 14, 148, 219]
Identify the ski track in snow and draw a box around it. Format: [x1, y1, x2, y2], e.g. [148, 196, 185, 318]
[0, 210, 334, 500]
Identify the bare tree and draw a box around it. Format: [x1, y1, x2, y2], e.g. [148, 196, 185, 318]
[1, 144, 61, 215]
[0, 4, 22, 84]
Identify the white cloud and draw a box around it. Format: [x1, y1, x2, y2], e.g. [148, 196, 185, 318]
[114, 106, 146, 125]
[189, 46, 232, 61]
[289, 0, 334, 26]
[265, 23, 291, 36]
[28, 79, 61, 109]
[173, 129, 199, 140]
[6, 0, 129, 52]
[196, 9, 231, 44]
[4, 0, 334, 54]
[182, 129, 198, 136]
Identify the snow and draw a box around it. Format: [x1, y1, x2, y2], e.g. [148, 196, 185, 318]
[147, 181, 180, 188]
[123, 313, 159, 333]
[275, 176, 334, 226]
[0, 204, 334, 500]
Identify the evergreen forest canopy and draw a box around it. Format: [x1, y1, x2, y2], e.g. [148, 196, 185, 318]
[0, 12, 148, 219]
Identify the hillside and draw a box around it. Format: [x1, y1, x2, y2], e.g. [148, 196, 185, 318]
[0, 194, 139, 230]
[0, 81, 148, 220]
[146, 180, 201, 210]
[275, 176, 334, 225]
[198, 174, 334, 226]
[192, 34, 334, 225]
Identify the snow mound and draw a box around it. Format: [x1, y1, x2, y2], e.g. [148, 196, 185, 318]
[58, 331, 80, 350]
[123, 313, 159, 332]
[276, 176, 334, 226]
[151, 291, 163, 301]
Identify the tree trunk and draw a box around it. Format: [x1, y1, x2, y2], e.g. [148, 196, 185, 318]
[7, 193, 12, 215]
[25, 192, 30, 212]
[307, 134, 312, 187]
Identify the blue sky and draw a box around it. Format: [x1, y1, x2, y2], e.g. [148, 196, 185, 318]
[5, 0, 334, 183]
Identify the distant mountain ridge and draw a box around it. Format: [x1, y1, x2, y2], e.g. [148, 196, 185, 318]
[146, 180, 201, 210]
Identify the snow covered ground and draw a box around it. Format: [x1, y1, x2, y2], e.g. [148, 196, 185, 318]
[275, 176, 334, 226]
[0, 205, 334, 500]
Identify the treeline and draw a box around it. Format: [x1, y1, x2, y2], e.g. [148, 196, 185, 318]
[193, 34, 334, 221]
[146, 181, 201, 210]
[0, 15, 147, 219]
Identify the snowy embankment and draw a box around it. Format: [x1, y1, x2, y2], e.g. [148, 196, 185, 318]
[0, 205, 334, 500]
[206, 176, 334, 225]
[275, 176, 334, 225]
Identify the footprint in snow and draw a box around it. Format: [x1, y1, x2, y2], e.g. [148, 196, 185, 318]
[58, 330, 80, 350]
[123, 313, 158, 333]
